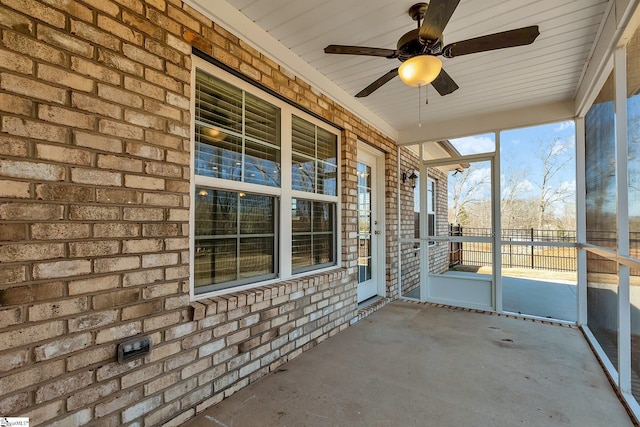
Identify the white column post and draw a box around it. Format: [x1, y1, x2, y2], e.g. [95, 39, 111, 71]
[614, 46, 631, 394]
[575, 116, 587, 326]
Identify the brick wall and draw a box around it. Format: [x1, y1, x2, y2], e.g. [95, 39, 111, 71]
[398, 147, 449, 297]
[0, 1, 403, 425]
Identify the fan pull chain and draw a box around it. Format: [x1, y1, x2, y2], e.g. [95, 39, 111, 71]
[418, 85, 422, 128]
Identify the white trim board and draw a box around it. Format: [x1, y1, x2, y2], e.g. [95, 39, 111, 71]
[184, 0, 398, 141]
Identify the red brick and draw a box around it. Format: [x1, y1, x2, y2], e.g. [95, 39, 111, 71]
[71, 56, 121, 85]
[0, 180, 30, 198]
[0, 242, 65, 263]
[98, 14, 144, 44]
[0, 202, 63, 220]
[30, 223, 91, 240]
[81, 0, 119, 16]
[0, 92, 33, 116]
[29, 297, 89, 322]
[2, 31, 65, 65]
[3, 0, 65, 28]
[74, 131, 123, 153]
[95, 320, 141, 344]
[69, 240, 120, 257]
[0, 282, 65, 305]
[92, 288, 140, 310]
[0, 5, 34, 36]
[95, 388, 143, 418]
[35, 183, 94, 202]
[35, 371, 93, 404]
[0, 322, 64, 352]
[69, 275, 119, 295]
[99, 119, 144, 140]
[2, 116, 69, 143]
[33, 259, 91, 279]
[37, 24, 94, 57]
[71, 167, 122, 186]
[67, 379, 118, 410]
[70, 19, 120, 50]
[72, 92, 122, 119]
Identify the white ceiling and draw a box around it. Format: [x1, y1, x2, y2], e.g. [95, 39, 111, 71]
[197, 0, 610, 139]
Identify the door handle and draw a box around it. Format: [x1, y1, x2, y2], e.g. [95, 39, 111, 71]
[374, 231, 380, 235]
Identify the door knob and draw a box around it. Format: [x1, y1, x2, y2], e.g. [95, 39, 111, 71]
[374, 230, 380, 235]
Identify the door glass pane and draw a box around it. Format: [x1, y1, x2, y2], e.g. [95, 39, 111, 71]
[358, 162, 372, 284]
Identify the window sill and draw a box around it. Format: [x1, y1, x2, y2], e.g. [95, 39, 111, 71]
[189, 267, 349, 321]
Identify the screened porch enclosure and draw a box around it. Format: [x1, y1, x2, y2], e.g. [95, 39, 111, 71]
[399, 126, 578, 322]
[396, 9, 640, 418]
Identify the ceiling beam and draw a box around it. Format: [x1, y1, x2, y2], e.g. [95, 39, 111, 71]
[397, 100, 575, 145]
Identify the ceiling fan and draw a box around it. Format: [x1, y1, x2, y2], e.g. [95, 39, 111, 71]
[324, 0, 540, 98]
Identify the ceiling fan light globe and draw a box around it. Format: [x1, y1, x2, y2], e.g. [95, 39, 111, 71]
[398, 55, 442, 87]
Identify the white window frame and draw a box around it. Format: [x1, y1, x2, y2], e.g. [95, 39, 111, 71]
[189, 56, 341, 300]
[427, 177, 436, 247]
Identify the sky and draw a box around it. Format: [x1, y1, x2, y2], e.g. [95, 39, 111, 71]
[446, 120, 577, 215]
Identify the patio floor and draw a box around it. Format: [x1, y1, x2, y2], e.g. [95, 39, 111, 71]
[184, 302, 632, 427]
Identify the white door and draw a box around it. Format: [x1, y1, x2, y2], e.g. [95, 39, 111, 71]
[357, 144, 385, 303]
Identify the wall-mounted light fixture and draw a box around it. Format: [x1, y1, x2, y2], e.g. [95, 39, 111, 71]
[402, 171, 418, 189]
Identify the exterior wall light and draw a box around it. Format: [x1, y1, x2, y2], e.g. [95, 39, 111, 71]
[402, 171, 418, 188]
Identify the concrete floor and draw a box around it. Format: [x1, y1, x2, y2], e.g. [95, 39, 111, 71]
[502, 275, 576, 322]
[184, 302, 633, 427]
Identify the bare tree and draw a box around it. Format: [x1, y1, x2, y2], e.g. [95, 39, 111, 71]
[535, 137, 574, 229]
[449, 165, 490, 226]
[501, 167, 532, 229]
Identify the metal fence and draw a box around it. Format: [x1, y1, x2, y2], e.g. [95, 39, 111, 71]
[449, 225, 577, 272]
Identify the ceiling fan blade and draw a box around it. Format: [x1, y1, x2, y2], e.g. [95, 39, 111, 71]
[324, 45, 399, 58]
[355, 68, 399, 97]
[419, 0, 460, 43]
[430, 68, 459, 97]
[443, 25, 540, 58]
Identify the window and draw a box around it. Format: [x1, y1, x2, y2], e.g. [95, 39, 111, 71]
[292, 199, 335, 273]
[413, 175, 436, 246]
[194, 70, 281, 186]
[291, 115, 337, 273]
[427, 178, 436, 242]
[192, 60, 340, 297]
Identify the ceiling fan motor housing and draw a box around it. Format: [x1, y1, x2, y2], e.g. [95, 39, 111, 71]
[323, 0, 539, 97]
[397, 29, 442, 61]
